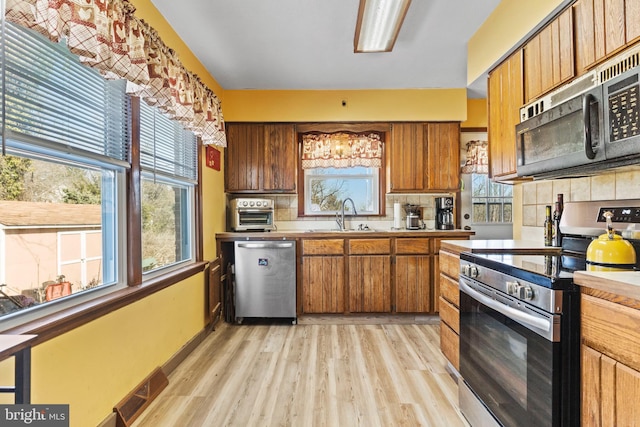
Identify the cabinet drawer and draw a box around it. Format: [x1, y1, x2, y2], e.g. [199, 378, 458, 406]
[302, 239, 344, 255]
[439, 250, 460, 280]
[582, 294, 640, 372]
[440, 320, 459, 370]
[395, 238, 430, 254]
[439, 296, 459, 333]
[440, 274, 459, 307]
[349, 238, 391, 255]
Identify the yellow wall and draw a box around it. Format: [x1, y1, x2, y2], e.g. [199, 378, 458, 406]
[461, 98, 487, 129]
[33, 275, 205, 426]
[223, 88, 468, 122]
[467, 0, 565, 85]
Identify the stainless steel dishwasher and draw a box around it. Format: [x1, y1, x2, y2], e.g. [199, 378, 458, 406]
[233, 240, 296, 324]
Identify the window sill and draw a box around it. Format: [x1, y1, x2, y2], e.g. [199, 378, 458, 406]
[4, 261, 207, 345]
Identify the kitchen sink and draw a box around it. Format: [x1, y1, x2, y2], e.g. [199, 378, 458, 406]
[305, 228, 378, 233]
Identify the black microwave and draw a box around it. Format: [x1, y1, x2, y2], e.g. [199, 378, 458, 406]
[516, 66, 640, 179]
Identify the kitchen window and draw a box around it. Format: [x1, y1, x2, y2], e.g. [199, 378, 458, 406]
[0, 22, 128, 324]
[0, 20, 201, 329]
[299, 131, 384, 216]
[304, 167, 379, 215]
[471, 173, 513, 223]
[139, 102, 197, 276]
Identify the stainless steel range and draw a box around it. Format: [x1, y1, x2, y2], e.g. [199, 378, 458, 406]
[458, 200, 640, 427]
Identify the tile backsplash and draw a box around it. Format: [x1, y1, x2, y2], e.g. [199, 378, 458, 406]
[521, 168, 640, 228]
[270, 193, 454, 230]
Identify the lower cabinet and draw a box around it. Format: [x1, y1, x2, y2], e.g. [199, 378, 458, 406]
[438, 246, 463, 371]
[348, 255, 392, 312]
[395, 238, 431, 313]
[299, 235, 471, 315]
[302, 256, 345, 313]
[581, 291, 640, 426]
[348, 239, 392, 313]
[301, 239, 345, 314]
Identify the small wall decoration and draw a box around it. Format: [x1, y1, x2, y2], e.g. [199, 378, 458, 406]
[206, 146, 221, 171]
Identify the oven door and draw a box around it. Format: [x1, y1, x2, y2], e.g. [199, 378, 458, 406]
[459, 277, 562, 427]
[235, 209, 274, 230]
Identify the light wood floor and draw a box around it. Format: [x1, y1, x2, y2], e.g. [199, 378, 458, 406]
[133, 317, 469, 427]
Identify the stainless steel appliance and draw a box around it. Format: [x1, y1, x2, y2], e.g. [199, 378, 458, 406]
[233, 241, 296, 323]
[516, 46, 640, 179]
[435, 197, 454, 230]
[229, 197, 275, 231]
[404, 204, 424, 230]
[458, 200, 640, 427]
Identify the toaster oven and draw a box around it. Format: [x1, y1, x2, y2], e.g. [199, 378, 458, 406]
[229, 198, 275, 231]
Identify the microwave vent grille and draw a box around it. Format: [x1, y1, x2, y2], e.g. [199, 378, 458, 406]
[520, 71, 597, 122]
[549, 75, 597, 106]
[598, 50, 640, 84]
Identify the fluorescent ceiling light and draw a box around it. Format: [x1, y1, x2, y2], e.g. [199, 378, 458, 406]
[354, 0, 412, 53]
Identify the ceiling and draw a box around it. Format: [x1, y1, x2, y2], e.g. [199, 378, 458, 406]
[149, 0, 502, 98]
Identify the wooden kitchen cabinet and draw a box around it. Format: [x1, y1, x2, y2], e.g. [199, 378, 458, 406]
[301, 239, 345, 314]
[225, 123, 296, 193]
[580, 290, 640, 426]
[263, 124, 297, 192]
[426, 122, 460, 191]
[523, 8, 574, 102]
[488, 50, 523, 181]
[437, 242, 465, 371]
[389, 123, 427, 192]
[389, 122, 460, 193]
[574, 0, 640, 76]
[394, 238, 431, 313]
[348, 238, 392, 313]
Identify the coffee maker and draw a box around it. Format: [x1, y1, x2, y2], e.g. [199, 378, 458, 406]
[435, 197, 454, 230]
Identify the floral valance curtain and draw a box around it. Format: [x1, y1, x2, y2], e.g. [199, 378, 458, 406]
[4, 0, 226, 146]
[461, 140, 488, 174]
[301, 132, 383, 169]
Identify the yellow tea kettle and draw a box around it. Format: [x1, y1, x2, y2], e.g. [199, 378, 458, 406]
[586, 211, 636, 271]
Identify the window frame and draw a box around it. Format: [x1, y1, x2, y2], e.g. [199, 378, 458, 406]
[296, 124, 388, 218]
[302, 166, 380, 216]
[470, 173, 513, 224]
[0, 25, 205, 335]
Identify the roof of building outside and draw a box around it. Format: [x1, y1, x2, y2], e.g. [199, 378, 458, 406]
[0, 201, 102, 227]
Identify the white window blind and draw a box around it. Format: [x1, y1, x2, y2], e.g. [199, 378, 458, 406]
[1, 22, 130, 164]
[139, 101, 198, 182]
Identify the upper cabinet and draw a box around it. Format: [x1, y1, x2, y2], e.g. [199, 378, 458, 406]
[426, 122, 460, 191]
[389, 123, 427, 192]
[389, 122, 460, 193]
[488, 50, 523, 180]
[574, 0, 640, 76]
[225, 123, 297, 193]
[523, 8, 574, 103]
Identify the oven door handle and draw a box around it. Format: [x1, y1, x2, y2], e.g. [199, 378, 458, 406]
[460, 278, 552, 334]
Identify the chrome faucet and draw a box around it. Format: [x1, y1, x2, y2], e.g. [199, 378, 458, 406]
[336, 198, 358, 231]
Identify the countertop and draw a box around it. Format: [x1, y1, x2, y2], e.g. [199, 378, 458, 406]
[216, 229, 475, 241]
[439, 239, 562, 254]
[574, 270, 640, 300]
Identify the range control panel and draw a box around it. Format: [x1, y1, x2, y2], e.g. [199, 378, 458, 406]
[597, 207, 640, 223]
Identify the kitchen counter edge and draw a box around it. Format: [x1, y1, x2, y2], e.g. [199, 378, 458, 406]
[439, 239, 562, 254]
[574, 270, 640, 301]
[216, 230, 475, 241]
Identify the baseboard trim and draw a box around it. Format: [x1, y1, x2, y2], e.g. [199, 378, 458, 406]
[98, 326, 210, 427]
[162, 327, 209, 375]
